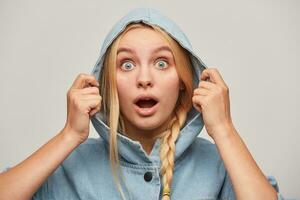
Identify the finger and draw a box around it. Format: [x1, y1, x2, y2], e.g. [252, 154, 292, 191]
[193, 88, 209, 96]
[89, 105, 101, 117]
[192, 95, 204, 113]
[82, 98, 101, 113]
[80, 86, 100, 95]
[200, 68, 226, 87]
[192, 95, 205, 107]
[199, 69, 211, 83]
[89, 110, 97, 117]
[193, 102, 202, 113]
[198, 80, 216, 90]
[71, 73, 99, 89]
[80, 94, 102, 101]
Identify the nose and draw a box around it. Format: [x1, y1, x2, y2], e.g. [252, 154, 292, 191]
[137, 66, 153, 89]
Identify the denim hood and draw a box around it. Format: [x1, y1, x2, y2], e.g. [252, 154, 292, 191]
[90, 7, 207, 165]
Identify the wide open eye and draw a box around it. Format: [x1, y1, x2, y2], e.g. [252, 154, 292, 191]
[155, 60, 168, 69]
[121, 61, 134, 71]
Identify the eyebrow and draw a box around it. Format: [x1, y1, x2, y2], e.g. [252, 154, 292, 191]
[117, 45, 173, 55]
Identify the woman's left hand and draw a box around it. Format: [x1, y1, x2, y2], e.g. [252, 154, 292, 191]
[192, 68, 233, 139]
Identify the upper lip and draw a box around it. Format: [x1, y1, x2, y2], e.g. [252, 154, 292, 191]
[133, 94, 159, 104]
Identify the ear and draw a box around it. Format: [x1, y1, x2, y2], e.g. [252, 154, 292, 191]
[179, 80, 185, 90]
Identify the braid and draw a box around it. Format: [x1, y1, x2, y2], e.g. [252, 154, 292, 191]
[159, 104, 187, 200]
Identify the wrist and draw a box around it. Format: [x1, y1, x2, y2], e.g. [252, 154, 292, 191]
[60, 126, 84, 147]
[209, 122, 236, 142]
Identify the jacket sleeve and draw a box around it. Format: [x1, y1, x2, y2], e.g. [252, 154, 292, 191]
[218, 169, 286, 200]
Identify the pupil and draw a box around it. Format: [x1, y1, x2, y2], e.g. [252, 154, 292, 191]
[125, 63, 131, 69]
[159, 61, 164, 67]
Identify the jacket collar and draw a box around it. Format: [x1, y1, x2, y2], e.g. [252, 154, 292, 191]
[91, 108, 204, 165]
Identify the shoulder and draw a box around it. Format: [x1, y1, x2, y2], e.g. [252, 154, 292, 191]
[179, 136, 223, 168]
[79, 137, 104, 146]
[54, 136, 107, 172]
[32, 137, 108, 199]
[192, 137, 220, 157]
[75, 137, 105, 153]
[62, 137, 107, 166]
[175, 137, 227, 190]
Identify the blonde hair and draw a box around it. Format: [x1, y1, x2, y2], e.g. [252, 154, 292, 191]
[99, 22, 194, 200]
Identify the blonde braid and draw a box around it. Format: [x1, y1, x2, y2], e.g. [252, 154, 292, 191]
[159, 104, 187, 200]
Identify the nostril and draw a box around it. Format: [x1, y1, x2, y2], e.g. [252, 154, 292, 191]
[138, 81, 152, 88]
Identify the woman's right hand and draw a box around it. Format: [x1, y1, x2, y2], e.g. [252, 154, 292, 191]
[0, 73, 102, 200]
[63, 73, 102, 144]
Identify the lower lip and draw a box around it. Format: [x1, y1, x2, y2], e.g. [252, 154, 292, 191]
[134, 102, 159, 117]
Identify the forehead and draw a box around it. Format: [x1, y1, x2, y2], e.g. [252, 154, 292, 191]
[118, 27, 170, 50]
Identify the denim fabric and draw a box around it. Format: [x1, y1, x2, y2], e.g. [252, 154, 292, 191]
[2, 7, 285, 200]
[26, 136, 283, 200]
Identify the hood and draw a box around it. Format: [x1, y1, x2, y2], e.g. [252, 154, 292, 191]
[90, 7, 207, 165]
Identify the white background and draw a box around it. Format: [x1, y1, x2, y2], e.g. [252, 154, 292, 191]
[0, 0, 299, 199]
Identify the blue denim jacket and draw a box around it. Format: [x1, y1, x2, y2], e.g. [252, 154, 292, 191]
[2, 7, 285, 200]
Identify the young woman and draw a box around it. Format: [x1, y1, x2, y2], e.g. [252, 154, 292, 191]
[0, 7, 285, 200]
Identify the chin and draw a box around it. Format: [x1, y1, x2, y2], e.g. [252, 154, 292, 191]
[132, 116, 166, 131]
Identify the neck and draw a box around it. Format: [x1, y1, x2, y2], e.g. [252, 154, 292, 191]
[121, 116, 171, 155]
[124, 131, 157, 155]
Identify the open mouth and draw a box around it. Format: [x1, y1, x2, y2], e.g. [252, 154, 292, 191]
[135, 99, 158, 108]
[133, 96, 159, 116]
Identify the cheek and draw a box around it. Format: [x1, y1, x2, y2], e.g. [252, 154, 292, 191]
[160, 73, 180, 105]
[116, 76, 125, 97]
[116, 75, 132, 106]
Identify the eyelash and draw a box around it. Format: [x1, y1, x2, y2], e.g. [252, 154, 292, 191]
[119, 57, 169, 71]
